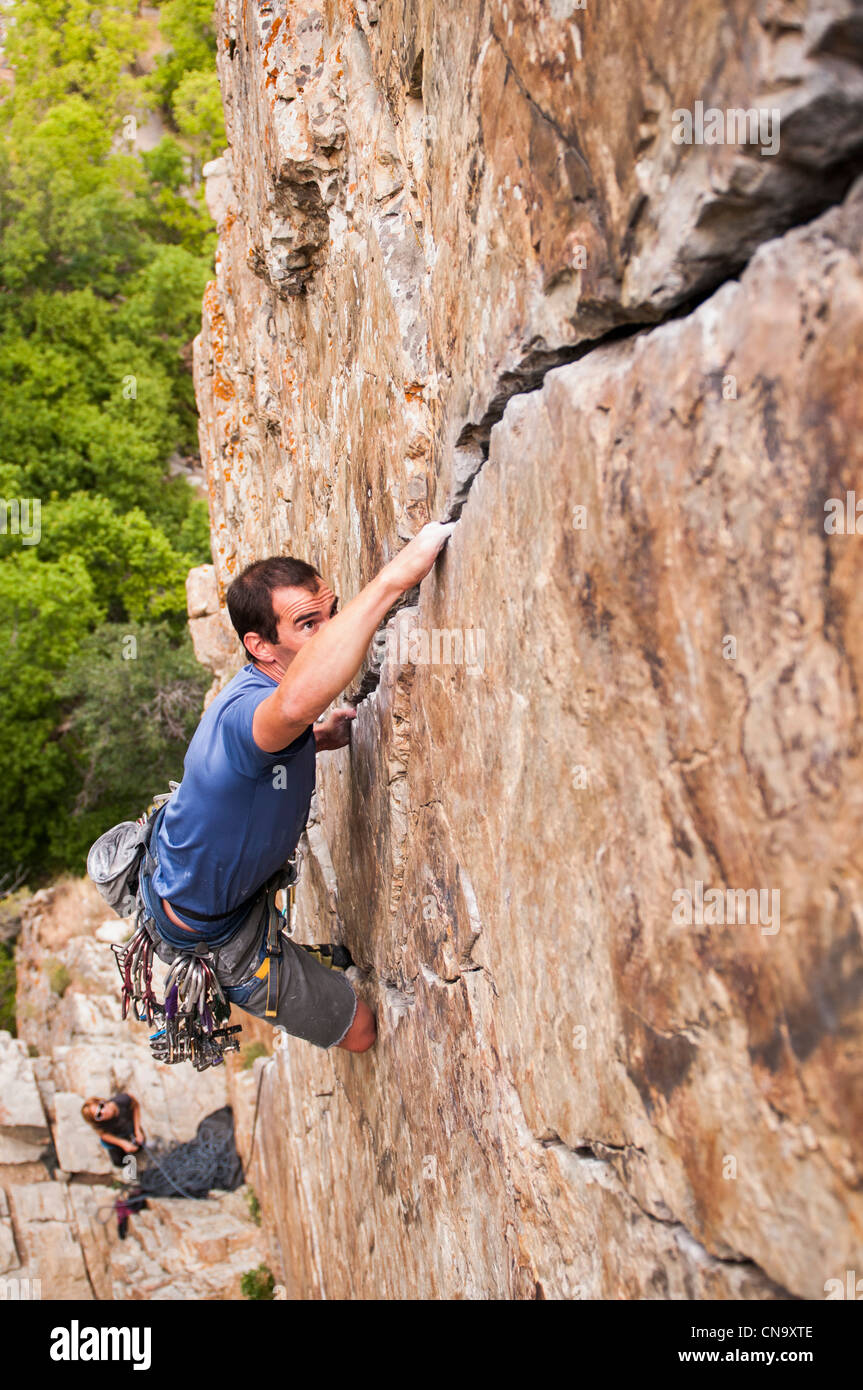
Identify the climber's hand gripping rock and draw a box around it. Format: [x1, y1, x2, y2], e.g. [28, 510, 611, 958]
[380, 521, 456, 591]
[314, 706, 357, 749]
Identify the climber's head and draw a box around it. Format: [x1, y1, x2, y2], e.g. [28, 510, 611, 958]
[227, 555, 339, 676]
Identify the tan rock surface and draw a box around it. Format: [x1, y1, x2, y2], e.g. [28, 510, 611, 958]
[67, 1184, 267, 1302]
[0, 1187, 20, 1275]
[186, 562, 239, 701]
[200, 0, 863, 607]
[53, 1093, 113, 1177]
[0, 1032, 49, 1145]
[198, 0, 863, 1299]
[7, 1182, 93, 1300]
[106, 1190, 268, 1300]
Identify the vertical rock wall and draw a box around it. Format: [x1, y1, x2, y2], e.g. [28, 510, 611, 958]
[195, 0, 863, 1298]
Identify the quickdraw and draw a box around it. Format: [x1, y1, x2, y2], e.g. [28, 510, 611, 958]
[112, 924, 160, 1025]
[151, 951, 241, 1071]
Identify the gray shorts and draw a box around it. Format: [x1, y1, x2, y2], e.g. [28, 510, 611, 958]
[210, 901, 358, 1050]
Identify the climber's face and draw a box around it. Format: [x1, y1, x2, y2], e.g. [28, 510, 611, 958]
[89, 1100, 117, 1122]
[263, 579, 339, 659]
[243, 578, 338, 677]
[273, 580, 339, 651]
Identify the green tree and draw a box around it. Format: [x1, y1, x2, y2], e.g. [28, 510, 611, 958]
[53, 620, 210, 867]
[0, 553, 102, 876]
[171, 69, 226, 168]
[147, 0, 223, 116]
[0, 0, 224, 878]
[30, 492, 194, 625]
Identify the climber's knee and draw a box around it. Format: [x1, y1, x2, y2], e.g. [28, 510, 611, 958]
[337, 998, 376, 1052]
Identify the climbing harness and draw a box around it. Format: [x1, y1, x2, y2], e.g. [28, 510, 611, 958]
[99, 787, 302, 1071]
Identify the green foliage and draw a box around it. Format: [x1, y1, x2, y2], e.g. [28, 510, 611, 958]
[239, 1041, 270, 1071]
[245, 1187, 262, 1226]
[31, 493, 193, 625]
[0, 0, 222, 880]
[0, 553, 103, 874]
[241, 1265, 275, 1301]
[0, 0, 220, 528]
[0, 261, 208, 515]
[172, 70, 227, 166]
[46, 957, 72, 997]
[146, 0, 222, 115]
[0, 942, 16, 1034]
[52, 621, 210, 868]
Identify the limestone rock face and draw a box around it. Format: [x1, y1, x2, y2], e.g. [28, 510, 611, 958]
[0, 1188, 20, 1276]
[105, 1189, 267, 1300]
[196, 0, 863, 1298]
[0, 1033, 49, 1146]
[186, 563, 239, 702]
[7, 1183, 93, 1300]
[199, 0, 863, 595]
[53, 1093, 113, 1177]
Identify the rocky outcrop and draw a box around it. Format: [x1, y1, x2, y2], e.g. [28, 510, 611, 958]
[187, 563, 238, 706]
[4, 879, 268, 1299]
[194, 0, 863, 1298]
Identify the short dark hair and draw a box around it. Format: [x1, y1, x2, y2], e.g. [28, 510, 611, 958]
[226, 555, 322, 656]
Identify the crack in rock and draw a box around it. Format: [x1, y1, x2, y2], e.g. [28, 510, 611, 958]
[442, 171, 863, 524]
[538, 1131, 797, 1298]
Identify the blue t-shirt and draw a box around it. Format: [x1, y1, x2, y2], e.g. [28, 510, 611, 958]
[150, 663, 316, 934]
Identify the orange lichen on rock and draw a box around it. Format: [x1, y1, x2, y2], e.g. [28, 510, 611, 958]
[262, 13, 283, 61]
[213, 374, 236, 401]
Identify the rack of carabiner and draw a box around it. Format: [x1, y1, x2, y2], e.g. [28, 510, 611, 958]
[111, 926, 242, 1071]
[149, 953, 241, 1071]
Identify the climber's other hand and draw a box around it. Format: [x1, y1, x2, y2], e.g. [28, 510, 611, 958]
[385, 521, 456, 592]
[314, 706, 356, 750]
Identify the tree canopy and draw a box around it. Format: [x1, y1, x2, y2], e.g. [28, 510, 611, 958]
[0, 0, 223, 881]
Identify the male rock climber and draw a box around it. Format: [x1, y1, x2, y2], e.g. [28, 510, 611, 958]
[137, 521, 455, 1053]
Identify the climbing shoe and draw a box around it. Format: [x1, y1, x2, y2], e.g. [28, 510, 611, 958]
[298, 943, 354, 971]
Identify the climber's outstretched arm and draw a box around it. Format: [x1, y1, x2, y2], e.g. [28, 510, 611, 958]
[253, 522, 454, 752]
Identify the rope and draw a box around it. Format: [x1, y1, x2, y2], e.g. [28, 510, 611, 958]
[139, 1141, 204, 1202]
[245, 1056, 274, 1172]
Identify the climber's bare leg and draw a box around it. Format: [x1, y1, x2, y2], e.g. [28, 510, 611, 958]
[337, 998, 376, 1052]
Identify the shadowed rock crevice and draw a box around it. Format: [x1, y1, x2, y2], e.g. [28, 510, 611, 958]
[447, 147, 863, 520]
